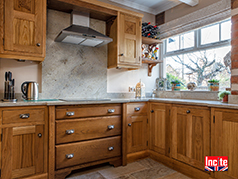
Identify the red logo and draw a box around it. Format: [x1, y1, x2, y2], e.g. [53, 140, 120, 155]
[205, 156, 228, 171]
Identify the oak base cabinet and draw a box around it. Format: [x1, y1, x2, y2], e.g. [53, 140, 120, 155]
[171, 105, 210, 170]
[212, 108, 238, 179]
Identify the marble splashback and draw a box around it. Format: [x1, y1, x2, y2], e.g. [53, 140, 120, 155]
[42, 10, 108, 99]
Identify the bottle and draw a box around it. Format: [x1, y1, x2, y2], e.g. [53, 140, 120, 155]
[135, 80, 146, 98]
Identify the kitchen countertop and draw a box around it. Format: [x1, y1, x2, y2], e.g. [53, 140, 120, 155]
[0, 98, 238, 109]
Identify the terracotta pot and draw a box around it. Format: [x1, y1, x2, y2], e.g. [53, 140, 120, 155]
[208, 82, 219, 91]
[222, 94, 228, 103]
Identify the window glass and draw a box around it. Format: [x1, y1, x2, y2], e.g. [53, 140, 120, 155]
[201, 24, 219, 45]
[181, 31, 194, 49]
[221, 20, 231, 41]
[167, 36, 179, 52]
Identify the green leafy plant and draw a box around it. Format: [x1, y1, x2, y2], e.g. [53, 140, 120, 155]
[218, 91, 231, 100]
[208, 79, 220, 83]
[171, 79, 181, 84]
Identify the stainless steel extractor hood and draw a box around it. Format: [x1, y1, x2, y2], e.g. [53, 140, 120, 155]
[55, 11, 113, 47]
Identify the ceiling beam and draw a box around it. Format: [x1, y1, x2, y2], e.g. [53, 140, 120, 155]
[179, 0, 199, 6]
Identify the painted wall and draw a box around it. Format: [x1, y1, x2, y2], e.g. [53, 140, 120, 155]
[164, 0, 219, 23]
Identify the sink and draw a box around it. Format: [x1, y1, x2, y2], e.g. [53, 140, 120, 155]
[59, 98, 111, 102]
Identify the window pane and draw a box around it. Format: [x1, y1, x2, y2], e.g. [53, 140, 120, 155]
[167, 36, 179, 52]
[221, 20, 231, 41]
[201, 24, 219, 45]
[181, 31, 194, 49]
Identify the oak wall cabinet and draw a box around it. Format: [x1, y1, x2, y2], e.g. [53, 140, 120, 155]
[0, 0, 46, 61]
[1, 106, 48, 179]
[108, 12, 142, 69]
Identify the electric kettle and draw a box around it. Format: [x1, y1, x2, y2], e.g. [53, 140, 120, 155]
[21, 81, 39, 100]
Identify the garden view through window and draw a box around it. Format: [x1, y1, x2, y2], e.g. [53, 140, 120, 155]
[164, 19, 231, 91]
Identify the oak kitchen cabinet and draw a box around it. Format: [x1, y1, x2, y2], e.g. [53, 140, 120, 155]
[108, 12, 142, 69]
[211, 108, 238, 179]
[0, 0, 46, 61]
[171, 105, 210, 170]
[149, 103, 171, 157]
[1, 106, 48, 179]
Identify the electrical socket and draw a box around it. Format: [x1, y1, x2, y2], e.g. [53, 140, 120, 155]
[129, 86, 135, 92]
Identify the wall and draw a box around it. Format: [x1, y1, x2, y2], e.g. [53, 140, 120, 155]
[41, 10, 159, 99]
[164, 0, 219, 23]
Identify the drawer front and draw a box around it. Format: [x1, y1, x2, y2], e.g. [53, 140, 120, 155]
[56, 136, 121, 169]
[2, 108, 45, 124]
[56, 116, 122, 144]
[127, 103, 147, 115]
[56, 104, 121, 119]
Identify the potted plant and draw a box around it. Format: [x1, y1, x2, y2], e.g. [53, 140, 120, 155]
[171, 80, 182, 91]
[218, 91, 231, 103]
[208, 79, 219, 91]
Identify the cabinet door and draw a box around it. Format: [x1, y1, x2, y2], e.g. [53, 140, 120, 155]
[150, 103, 171, 156]
[212, 109, 238, 179]
[4, 0, 44, 55]
[2, 125, 45, 179]
[171, 106, 210, 170]
[118, 12, 141, 67]
[127, 116, 147, 153]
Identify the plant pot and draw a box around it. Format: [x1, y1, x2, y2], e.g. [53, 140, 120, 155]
[172, 83, 181, 91]
[222, 94, 228, 103]
[208, 82, 219, 91]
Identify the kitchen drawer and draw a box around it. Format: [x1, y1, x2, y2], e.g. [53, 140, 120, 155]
[56, 116, 122, 144]
[2, 108, 45, 124]
[127, 103, 147, 116]
[56, 104, 121, 119]
[56, 136, 121, 169]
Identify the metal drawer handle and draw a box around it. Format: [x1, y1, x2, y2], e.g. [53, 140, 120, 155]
[66, 111, 75, 116]
[20, 113, 30, 119]
[108, 109, 115, 113]
[128, 123, 131, 127]
[135, 107, 140, 111]
[66, 129, 74, 134]
[66, 154, 74, 159]
[186, 110, 191, 114]
[108, 125, 114, 130]
[108, 147, 114, 151]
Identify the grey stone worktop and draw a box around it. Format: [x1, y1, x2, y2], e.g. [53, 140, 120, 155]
[0, 98, 238, 109]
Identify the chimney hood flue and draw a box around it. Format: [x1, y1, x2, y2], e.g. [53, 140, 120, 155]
[55, 11, 113, 47]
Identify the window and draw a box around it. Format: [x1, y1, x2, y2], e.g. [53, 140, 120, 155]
[163, 19, 231, 91]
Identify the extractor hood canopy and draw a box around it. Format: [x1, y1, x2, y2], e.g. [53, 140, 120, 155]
[55, 11, 113, 47]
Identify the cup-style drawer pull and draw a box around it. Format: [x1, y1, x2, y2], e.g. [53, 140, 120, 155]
[108, 109, 115, 113]
[108, 125, 114, 130]
[20, 113, 30, 119]
[108, 147, 114, 151]
[66, 154, 74, 159]
[66, 112, 75, 116]
[66, 129, 74, 134]
[135, 107, 140, 111]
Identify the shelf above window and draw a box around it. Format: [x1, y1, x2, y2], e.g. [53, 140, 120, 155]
[142, 37, 162, 45]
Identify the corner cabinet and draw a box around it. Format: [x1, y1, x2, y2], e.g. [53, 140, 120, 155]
[1, 106, 48, 179]
[171, 105, 210, 170]
[0, 0, 46, 61]
[108, 12, 142, 69]
[211, 108, 238, 179]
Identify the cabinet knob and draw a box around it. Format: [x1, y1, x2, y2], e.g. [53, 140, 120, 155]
[36, 43, 41, 47]
[151, 110, 154, 113]
[38, 133, 42, 138]
[108, 147, 114, 151]
[108, 125, 114, 130]
[20, 113, 30, 119]
[120, 53, 124, 56]
[66, 129, 74, 134]
[186, 110, 191, 114]
[66, 154, 74, 159]
[128, 123, 131, 127]
[66, 111, 75, 116]
[135, 107, 140, 111]
[108, 109, 115, 113]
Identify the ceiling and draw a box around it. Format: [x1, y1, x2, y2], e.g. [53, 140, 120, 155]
[108, 0, 197, 15]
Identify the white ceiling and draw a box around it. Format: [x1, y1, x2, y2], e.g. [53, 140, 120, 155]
[108, 0, 197, 15]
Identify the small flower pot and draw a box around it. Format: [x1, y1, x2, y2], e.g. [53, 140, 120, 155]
[172, 83, 181, 91]
[222, 94, 228, 103]
[208, 82, 219, 91]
